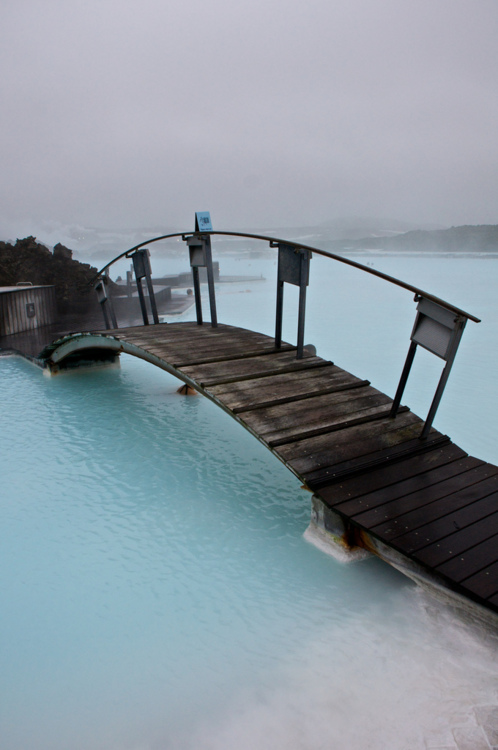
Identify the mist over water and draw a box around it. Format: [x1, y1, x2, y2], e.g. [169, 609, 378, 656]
[1, 255, 497, 749]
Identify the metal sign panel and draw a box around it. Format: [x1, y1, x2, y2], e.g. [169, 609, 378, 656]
[392, 295, 468, 438]
[195, 212, 212, 231]
[95, 279, 108, 304]
[132, 248, 151, 280]
[411, 297, 462, 360]
[187, 237, 207, 267]
[277, 244, 310, 287]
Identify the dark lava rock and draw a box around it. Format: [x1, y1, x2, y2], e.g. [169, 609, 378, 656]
[0, 236, 106, 314]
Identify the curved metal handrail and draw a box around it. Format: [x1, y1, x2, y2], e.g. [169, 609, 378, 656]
[92, 230, 480, 323]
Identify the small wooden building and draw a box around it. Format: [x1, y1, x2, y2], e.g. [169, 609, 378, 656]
[0, 284, 56, 336]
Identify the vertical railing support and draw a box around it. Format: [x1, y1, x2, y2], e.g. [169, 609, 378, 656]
[126, 267, 133, 301]
[130, 248, 159, 326]
[390, 295, 467, 439]
[273, 242, 311, 358]
[183, 212, 218, 327]
[95, 277, 118, 330]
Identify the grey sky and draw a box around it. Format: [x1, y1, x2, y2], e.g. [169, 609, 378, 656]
[1, 0, 497, 232]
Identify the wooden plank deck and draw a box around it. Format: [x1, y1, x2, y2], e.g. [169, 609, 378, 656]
[39, 321, 498, 617]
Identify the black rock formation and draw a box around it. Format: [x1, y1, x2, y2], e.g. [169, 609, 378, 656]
[0, 236, 103, 313]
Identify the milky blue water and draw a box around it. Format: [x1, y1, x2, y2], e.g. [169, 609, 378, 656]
[1, 254, 497, 749]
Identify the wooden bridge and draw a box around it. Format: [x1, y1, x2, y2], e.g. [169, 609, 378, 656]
[1, 217, 489, 621]
[39, 318, 498, 620]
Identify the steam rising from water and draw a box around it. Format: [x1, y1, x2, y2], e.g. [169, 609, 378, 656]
[177, 592, 498, 750]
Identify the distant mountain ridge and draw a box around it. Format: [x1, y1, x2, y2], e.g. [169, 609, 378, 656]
[321, 224, 498, 254]
[315, 216, 445, 239]
[2, 220, 497, 261]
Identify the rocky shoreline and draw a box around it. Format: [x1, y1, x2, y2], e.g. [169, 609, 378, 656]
[0, 236, 103, 314]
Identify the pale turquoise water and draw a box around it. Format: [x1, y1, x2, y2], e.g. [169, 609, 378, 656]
[1, 255, 497, 749]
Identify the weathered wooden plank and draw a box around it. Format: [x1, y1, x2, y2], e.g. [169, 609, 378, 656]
[107, 321, 199, 336]
[115, 324, 272, 350]
[461, 563, 498, 602]
[134, 341, 284, 369]
[390, 491, 498, 556]
[111, 322, 224, 340]
[304, 433, 450, 488]
[124, 332, 275, 358]
[241, 388, 390, 436]
[263, 401, 404, 447]
[167, 332, 277, 349]
[147, 340, 279, 363]
[371, 472, 498, 541]
[411, 510, 498, 567]
[344, 457, 486, 526]
[484, 589, 498, 607]
[209, 369, 365, 410]
[267, 406, 406, 448]
[317, 444, 468, 509]
[173, 344, 297, 366]
[232, 380, 369, 414]
[210, 365, 347, 395]
[436, 533, 498, 582]
[197, 360, 334, 388]
[180, 349, 320, 381]
[277, 411, 420, 467]
[285, 420, 424, 480]
[331, 454, 481, 519]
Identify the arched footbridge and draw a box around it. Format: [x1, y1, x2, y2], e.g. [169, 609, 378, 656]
[37, 226, 498, 621]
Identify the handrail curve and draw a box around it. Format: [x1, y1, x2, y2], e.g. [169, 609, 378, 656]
[91, 230, 481, 323]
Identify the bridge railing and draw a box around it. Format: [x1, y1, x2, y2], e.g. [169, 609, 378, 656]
[91, 227, 480, 439]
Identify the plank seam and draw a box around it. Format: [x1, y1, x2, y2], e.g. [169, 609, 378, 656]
[232, 379, 371, 414]
[267, 406, 409, 448]
[370, 482, 498, 540]
[197, 360, 335, 387]
[306, 434, 451, 488]
[347, 459, 488, 521]
[173, 345, 297, 367]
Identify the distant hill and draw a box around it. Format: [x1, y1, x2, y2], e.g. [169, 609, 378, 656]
[314, 216, 445, 239]
[318, 224, 498, 255]
[2, 222, 497, 266]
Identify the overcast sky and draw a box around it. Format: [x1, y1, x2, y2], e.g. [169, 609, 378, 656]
[1, 0, 497, 233]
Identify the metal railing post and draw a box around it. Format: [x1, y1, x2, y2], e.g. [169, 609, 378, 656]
[391, 296, 468, 439]
[192, 265, 203, 324]
[275, 248, 284, 348]
[273, 242, 311, 358]
[131, 248, 159, 325]
[95, 277, 118, 330]
[204, 236, 218, 327]
[390, 341, 417, 418]
[183, 212, 218, 327]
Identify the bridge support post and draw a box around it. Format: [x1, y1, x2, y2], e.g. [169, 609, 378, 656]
[304, 495, 371, 562]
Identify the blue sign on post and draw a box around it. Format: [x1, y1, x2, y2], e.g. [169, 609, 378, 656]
[195, 212, 212, 231]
